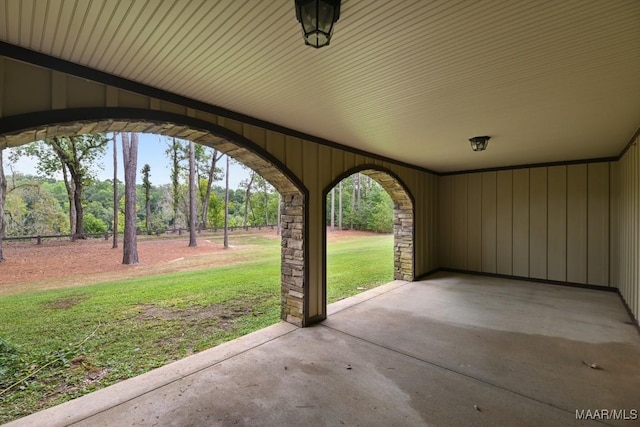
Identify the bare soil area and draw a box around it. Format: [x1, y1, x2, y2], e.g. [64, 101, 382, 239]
[0, 229, 380, 296]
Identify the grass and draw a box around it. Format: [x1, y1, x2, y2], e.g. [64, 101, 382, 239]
[327, 234, 394, 303]
[0, 232, 392, 423]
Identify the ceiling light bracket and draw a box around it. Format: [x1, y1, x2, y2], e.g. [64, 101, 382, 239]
[469, 136, 491, 152]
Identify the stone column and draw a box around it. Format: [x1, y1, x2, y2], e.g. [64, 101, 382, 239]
[280, 193, 305, 326]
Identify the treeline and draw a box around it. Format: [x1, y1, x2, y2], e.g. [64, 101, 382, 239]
[326, 174, 394, 233]
[3, 172, 394, 237]
[0, 133, 393, 243]
[1, 174, 280, 237]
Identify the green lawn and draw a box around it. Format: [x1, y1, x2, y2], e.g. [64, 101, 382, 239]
[0, 233, 392, 423]
[327, 234, 394, 303]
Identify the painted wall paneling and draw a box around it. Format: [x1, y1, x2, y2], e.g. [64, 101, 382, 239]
[496, 170, 513, 275]
[265, 131, 286, 164]
[481, 172, 497, 273]
[528, 168, 548, 279]
[439, 176, 454, 268]
[467, 174, 482, 271]
[547, 166, 567, 282]
[614, 138, 639, 320]
[512, 169, 530, 277]
[438, 162, 611, 291]
[302, 141, 321, 318]
[452, 175, 468, 269]
[587, 163, 609, 285]
[566, 164, 588, 283]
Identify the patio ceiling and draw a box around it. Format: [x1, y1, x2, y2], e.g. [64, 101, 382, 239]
[1, 0, 639, 172]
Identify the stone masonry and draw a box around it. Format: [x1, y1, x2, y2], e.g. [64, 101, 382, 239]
[279, 193, 305, 326]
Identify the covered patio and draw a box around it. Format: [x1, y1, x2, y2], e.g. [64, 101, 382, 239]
[8, 272, 639, 426]
[1, 1, 640, 424]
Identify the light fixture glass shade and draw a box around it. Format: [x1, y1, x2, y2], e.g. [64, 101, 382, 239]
[469, 136, 490, 151]
[295, 0, 341, 48]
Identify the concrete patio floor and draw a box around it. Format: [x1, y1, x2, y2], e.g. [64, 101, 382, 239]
[7, 272, 640, 427]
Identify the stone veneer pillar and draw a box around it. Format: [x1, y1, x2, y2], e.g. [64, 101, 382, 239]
[393, 198, 413, 280]
[280, 193, 305, 326]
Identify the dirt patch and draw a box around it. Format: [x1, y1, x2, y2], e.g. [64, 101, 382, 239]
[136, 303, 252, 329]
[43, 295, 89, 310]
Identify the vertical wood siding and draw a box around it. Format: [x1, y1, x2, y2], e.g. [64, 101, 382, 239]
[547, 166, 567, 281]
[512, 169, 530, 277]
[439, 164, 611, 287]
[612, 134, 640, 321]
[496, 170, 513, 275]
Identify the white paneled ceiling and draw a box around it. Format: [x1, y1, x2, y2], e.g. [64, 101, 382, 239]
[1, 0, 639, 172]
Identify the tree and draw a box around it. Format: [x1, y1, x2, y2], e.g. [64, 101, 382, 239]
[241, 170, 256, 230]
[188, 141, 197, 247]
[49, 135, 107, 239]
[141, 164, 152, 233]
[258, 175, 271, 226]
[223, 155, 230, 248]
[330, 187, 335, 232]
[201, 149, 223, 229]
[338, 180, 343, 230]
[112, 133, 119, 248]
[350, 175, 356, 230]
[84, 212, 108, 233]
[276, 193, 281, 236]
[122, 133, 139, 264]
[9, 135, 108, 240]
[356, 173, 361, 216]
[165, 137, 184, 231]
[3, 176, 68, 237]
[0, 148, 6, 262]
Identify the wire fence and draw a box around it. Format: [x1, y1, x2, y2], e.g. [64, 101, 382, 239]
[1, 225, 279, 245]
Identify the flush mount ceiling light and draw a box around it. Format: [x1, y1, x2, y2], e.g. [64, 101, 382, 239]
[295, 0, 341, 48]
[469, 136, 491, 152]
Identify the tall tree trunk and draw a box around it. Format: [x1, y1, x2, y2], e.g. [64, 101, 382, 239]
[112, 134, 118, 248]
[350, 176, 355, 230]
[356, 173, 361, 212]
[338, 180, 343, 231]
[0, 148, 6, 262]
[141, 164, 151, 233]
[188, 140, 197, 247]
[223, 155, 230, 249]
[170, 138, 180, 231]
[122, 133, 139, 264]
[145, 187, 151, 233]
[243, 172, 255, 230]
[264, 182, 269, 226]
[72, 173, 84, 239]
[276, 193, 281, 236]
[330, 187, 335, 232]
[61, 163, 76, 238]
[201, 149, 222, 229]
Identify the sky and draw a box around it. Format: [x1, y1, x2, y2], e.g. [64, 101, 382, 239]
[4, 133, 251, 189]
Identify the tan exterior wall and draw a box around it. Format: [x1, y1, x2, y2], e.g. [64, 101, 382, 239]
[0, 56, 439, 324]
[438, 163, 612, 286]
[611, 133, 640, 321]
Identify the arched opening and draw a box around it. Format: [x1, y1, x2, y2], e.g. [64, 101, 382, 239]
[0, 110, 307, 326]
[0, 110, 308, 419]
[323, 166, 414, 306]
